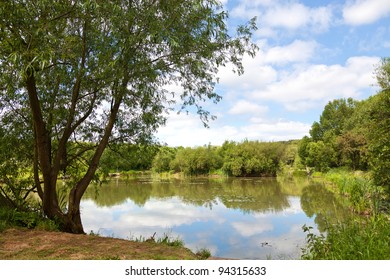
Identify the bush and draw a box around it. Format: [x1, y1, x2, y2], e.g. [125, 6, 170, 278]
[0, 207, 60, 232]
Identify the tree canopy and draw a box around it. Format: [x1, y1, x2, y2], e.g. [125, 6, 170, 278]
[0, 0, 257, 233]
[299, 58, 390, 196]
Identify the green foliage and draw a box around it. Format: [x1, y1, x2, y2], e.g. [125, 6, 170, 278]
[149, 140, 295, 177]
[1, 0, 257, 231]
[0, 207, 60, 232]
[301, 98, 364, 172]
[324, 171, 385, 214]
[302, 215, 390, 260]
[305, 141, 337, 172]
[221, 140, 287, 177]
[310, 98, 357, 141]
[156, 233, 185, 248]
[196, 248, 212, 259]
[0, 120, 35, 210]
[365, 87, 390, 194]
[336, 131, 368, 170]
[101, 144, 159, 173]
[170, 146, 223, 175]
[300, 58, 390, 197]
[152, 147, 177, 173]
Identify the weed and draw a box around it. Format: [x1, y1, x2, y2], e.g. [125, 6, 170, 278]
[156, 233, 184, 247]
[128, 231, 185, 248]
[196, 248, 211, 259]
[89, 230, 101, 236]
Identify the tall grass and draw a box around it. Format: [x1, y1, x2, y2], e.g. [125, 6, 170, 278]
[301, 170, 389, 259]
[324, 170, 386, 214]
[302, 215, 390, 259]
[128, 231, 185, 248]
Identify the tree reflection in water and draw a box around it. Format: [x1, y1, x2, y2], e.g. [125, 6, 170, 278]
[81, 176, 353, 259]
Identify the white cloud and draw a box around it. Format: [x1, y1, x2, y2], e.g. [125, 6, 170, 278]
[155, 109, 311, 146]
[218, 39, 317, 90]
[238, 120, 311, 141]
[265, 3, 332, 31]
[343, 0, 390, 25]
[264, 40, 318, 65]
[251, 56, 380, 111]
[232, 1, 333, 33]
[230, 0, 274, 19]
[156, 112, 239, 147]
[156, 48, 378, 147]
[228, 100, 268, 115]
[218, 51, 278, 90]
[263, 3, 310, 30]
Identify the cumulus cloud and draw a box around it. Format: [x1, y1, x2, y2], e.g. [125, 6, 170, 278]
[238, 120, 311, 141]
[251, 56, 380, 111]
[231, 1, 333, 33]
[263, 3, 328, 30]
[156, 112, 240, 147]
[264, 40, 318, 65]
[228, 100, 268, 115]
[156, 110, 311, 146]
[152, 2, 384, 147]
[218, 39, 317, 91]
[343, 0, 390, 25]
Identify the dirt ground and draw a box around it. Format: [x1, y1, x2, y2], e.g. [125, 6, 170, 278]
[0, 228, 198, 260]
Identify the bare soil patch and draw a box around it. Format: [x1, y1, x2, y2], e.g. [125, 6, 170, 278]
[0, 228, 198, 260]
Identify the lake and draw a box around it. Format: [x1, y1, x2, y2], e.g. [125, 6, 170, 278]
[80, 176, 351, 259]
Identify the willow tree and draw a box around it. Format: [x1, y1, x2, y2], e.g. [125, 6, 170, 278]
[0, 0, 257, 233]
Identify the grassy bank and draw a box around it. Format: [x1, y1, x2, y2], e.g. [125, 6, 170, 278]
[0, 207, 209, 260]
[302, 214, 390, 259]
[300, 169, 390, 260]
[0, 228, 199, 260]
[320, 170, 388, 215]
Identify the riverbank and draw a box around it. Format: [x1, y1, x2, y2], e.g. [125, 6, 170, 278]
[299, 169, 390, 259]
[0, 228, 199, 260]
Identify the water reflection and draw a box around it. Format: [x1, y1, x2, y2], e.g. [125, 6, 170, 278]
[301, 182, 351, 232]
[81, 177, 352, 259]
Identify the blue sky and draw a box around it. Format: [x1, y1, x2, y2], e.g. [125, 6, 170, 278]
[156, 0, 390, 147]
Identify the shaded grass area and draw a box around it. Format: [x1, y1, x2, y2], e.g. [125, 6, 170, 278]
[0, 228, 198, 260]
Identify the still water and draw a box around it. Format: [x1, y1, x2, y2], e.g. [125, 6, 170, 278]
[81, 176, 351, 259]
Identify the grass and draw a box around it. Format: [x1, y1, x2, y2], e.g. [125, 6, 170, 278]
[0, 207, 208, 260]
[195, 248, 211, 260]
[301, 169, 390, 260]
[301, 214, 390, 259]
[128, 231, 185, 248]
[0, 228, 199, 260]
[320, 170, 387, 215]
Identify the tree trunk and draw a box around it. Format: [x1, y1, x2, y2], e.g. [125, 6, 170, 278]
[63, 210, 85, 234]
[25, 54, 126, 234]
[60, 187, 84, 234]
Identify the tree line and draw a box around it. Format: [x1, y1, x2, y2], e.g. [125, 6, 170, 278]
[99, 140, 296, 177]
[298, 58, 390, 196]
